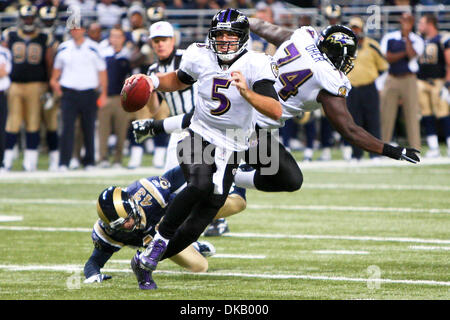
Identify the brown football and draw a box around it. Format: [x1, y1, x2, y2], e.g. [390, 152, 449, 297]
[120, 77, 150, 112]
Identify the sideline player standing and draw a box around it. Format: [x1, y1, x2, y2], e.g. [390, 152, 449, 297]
[125, 8, 281, 289]
[417, 13, 450, 158]
[2, 5, 53, 171]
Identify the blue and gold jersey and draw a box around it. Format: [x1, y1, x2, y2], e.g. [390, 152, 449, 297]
[91, 167, 187, 253]
[418, 33, 450, 80]
[2, 27, 51, 82]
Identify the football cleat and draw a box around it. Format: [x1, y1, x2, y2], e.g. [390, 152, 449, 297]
[204, 218, 229, 237]
[83, 273, 112, 283]
[131, 251, 157, 290]
[139, 239, 167, 271]
[132, 119, 156, 144]
[193, 241, 216, 258]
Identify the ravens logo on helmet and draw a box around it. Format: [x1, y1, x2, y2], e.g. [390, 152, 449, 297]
[317, 25, 358, 75]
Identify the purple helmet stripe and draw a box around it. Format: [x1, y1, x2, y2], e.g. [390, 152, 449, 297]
[219, 10, 226, 22]
[226, 8, 232, 22]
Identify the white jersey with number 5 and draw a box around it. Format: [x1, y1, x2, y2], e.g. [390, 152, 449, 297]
[256, 26, 352, 129]
[180, 43, 277, 151]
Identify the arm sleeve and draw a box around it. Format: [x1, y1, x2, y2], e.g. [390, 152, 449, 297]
[316, 65, 352, 98]
[96, 53, 107, 72]
[380, 34, 389, 55]
[53, 50, 63, 70]
[162, 166, 187, 193]
[253, 79, 279, 100]
[412, 34, 425, 57]
[249, 54, 278, 89]
[442, 34, 450, 49]
[369, 41, 389, 73]
[179, 43, 203, 81]
[2, 49, 12, 74]
[83, 247, 113, 279]
[177, 69, 196, 85]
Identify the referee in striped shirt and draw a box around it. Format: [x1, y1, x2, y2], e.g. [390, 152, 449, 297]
[145, 21, 197, 171]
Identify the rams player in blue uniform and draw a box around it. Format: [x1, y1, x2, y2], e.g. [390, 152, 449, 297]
[2, 5, 53, 171]
[417, 13, 450, 158]
[83, 166, 246, 286]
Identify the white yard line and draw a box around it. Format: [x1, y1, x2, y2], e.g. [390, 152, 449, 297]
[1, 198, 448, 214]
[409, 246, 450, 251]
[0, 199, 95, 205]
[313, 250, 370, 255]
[223, 232, 450, 245]
[0, 263, 448, 287]
[305, 183, 450, 191]
[2, 178, 449, 192]
[0, 157, 448, 180]
[247, 204, 450, 214]
[0, 226, 91, 232]
[0, 225, 448, 245]
[0, 215, 23, 222]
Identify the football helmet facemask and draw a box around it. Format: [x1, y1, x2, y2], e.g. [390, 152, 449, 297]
[317, 25, 357, 75]
[96, 186, 143, 232]
[208, 8, 249, 62]
[19, 5, 38, 33]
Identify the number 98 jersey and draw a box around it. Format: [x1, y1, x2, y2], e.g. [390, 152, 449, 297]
[180, 43, 277, 151]
[256, 27, 352, 129]
[2, 27, 52, 82]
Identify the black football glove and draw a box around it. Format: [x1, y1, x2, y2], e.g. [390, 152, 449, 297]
[382, 144, 420, 164]
[132, 119, 156, 144]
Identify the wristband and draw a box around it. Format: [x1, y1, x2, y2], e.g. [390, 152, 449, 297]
[149, 74, 160, 89]
[382, 143, 401, 160]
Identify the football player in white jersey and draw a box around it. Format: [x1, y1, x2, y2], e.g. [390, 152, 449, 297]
[230, 20, 421, 190]
[134, 22, 420, 197]
[123, 8, 282, 289]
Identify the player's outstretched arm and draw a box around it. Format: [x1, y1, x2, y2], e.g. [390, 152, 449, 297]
[125, 71, 190, 94]
[249, 18, 294, 47]
[319, 90, 420, 163]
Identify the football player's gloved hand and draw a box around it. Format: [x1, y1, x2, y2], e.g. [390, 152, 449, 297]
[83, 273, 112, 283]
[132, 119, 156, 144]
[382, 144, 420, 164]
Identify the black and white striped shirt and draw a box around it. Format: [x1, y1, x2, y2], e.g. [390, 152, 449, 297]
[147, 49, 196, 116]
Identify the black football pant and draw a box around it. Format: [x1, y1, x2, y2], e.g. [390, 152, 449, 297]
[59, 88, 98, 167]
[345, 82, 381, 159]
[245, 127, 303, 192]
[160, 130, 238, 259]
[0, 91, 6, 167]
